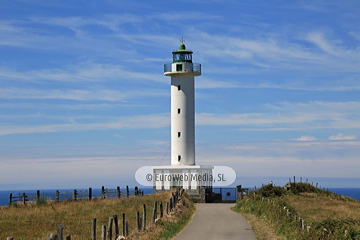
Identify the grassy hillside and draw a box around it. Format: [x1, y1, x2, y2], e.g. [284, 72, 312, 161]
[232, 183, 360, 240]
[0, 191, 195, 240]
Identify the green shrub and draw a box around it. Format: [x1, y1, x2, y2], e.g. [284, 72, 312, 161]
[257, 184, 284, 197]
[289, 183, 320, 195]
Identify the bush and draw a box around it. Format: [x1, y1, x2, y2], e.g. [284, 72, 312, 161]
[289, 183, 320, 195]
[257, 184, 284, 197]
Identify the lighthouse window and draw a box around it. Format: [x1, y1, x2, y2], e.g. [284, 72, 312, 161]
[178, 108, 181, 114]
[173, 53, 192, 63]
[176, 64, 182, 71]
[178, 85, 181, 91]
[178, 155, 181, 161]
[178, 132, 181, 138]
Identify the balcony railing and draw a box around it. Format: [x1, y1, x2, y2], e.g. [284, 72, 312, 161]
[164, 63, 201, 74]
[193, 63, 201, 73]
[164, 63, 172, 73]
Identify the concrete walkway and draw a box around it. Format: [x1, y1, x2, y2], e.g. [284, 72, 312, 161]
[175, 203, 257, 240]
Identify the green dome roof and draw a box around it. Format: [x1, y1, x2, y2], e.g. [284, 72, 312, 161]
[179, 43, 186, 50]
[172, 43, 193, 54]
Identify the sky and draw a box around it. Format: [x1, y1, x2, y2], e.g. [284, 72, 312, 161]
[0, 0, 360, 190]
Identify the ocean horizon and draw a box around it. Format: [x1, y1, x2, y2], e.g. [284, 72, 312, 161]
[0, 187, 359, 206]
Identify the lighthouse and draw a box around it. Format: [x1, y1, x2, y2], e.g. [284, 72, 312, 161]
[151, 40, 213, 198]
[164, 40, 201, 166]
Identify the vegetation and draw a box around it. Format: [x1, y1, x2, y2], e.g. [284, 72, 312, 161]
[0, 191, 194, 240]
[157, 192, 195, 239]
[232, 183, 360, 240]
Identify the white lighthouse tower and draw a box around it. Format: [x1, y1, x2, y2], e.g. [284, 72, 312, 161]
[164, 40, 200, 166]
[152, 40, 213, 198]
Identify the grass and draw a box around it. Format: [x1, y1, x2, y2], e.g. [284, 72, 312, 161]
[0, 191, 194, 240]
[157, 192, 195, 239]
[232, 183, 360, 240]
[285, 193, 360, 230]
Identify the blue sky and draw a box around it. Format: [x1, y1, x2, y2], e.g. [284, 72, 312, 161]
[1, 0, 360, 190]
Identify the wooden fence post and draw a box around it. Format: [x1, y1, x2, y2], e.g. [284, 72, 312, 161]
[57, 224, 63, 240]
[72, 189, 77, 201]
[300, 177, 302, 183]
[56, 190, 59, 202]
[126, 186, 129, 198]
[160, 202, 163, 218]
[122, 213, 125, 237]
[316, 183, 318, 188]
[153, 201, 157, 224]
[136, 211, 141, 232]
[47, 233, 55, 240]
[37, 190, 40, 201]
[301, 219, 305, 230]
[113, 215, 119, 238]
[135, 186, 139, 195]
[7, 237, 14, 240]
[117, 187, 120, 198]
[107, 217, 113, 240]
[9, 193, 12, 205]
[143, 204, 146, 230]
[166, 201, 169, 215]
[89, 188, 92, 201]
[101, 225, 106, 240]
[125, 220, 128, 237]
[293, 176, 296, 183]
[101, 186, 105, 199]
[66, 236, 71, 240]
[139, 216, 142, 231]
[92, 218, 96, 240]
[23, 192, 26, 205]
[169, 198, 172, 211]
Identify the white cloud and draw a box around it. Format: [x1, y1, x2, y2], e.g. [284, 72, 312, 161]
[0, 63, 166, 83]
[293, 135, 317, 141]
[0, 88, 167, 101]
[0, 113, 169, 136]
[349, 31, 360, 40]
[1, 100, 360, 136]
[328, 133, 357, 140]
[306, 32, 339, 56]
[0, 103, 149, 109]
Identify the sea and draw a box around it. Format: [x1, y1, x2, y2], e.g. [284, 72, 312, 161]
[0, 187, 359, 206]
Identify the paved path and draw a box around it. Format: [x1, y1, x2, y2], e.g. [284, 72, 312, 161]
[175, 203, 257, 240]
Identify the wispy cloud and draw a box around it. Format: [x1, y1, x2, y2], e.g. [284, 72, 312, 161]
[197, 77, 360, 91]
[2, 100, 360, 136]
[328, 133, 357, 140]
[0, 103, 150, 109]
[306, 32, 340, 57]
[0, 88, 167, 101]
[0, 63, 166, 83]
[293, 135, 317, 141]
[0, 113, 169, 136]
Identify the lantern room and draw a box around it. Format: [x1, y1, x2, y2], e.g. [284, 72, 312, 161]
[172, 43, 193, 63]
